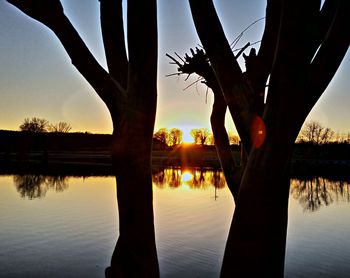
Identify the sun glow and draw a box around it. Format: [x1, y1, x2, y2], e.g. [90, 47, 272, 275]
[181, 172, 193, 183]
[181, 127, 195, 143]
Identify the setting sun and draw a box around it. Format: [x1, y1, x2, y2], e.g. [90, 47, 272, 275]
[182, 133, 194, 143]
[181, 171, 193, 183]
[180, 126, 195, 143]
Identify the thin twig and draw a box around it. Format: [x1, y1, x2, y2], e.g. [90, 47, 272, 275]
[195, 76, 202, 92]
[248, 40, 262, 48]
[165, 72, 181, 77]
[183, 77, 204, 91]
[235, 42, 250, 58]
[166, 53, 181, 66]
[231, 33, 243, 49]
[205, 86, 209, 104]
[175, 52, 185, 63]
[240, 17, 265, 37]
[230, 17, 265, 48]
[233, 40, 262, 52]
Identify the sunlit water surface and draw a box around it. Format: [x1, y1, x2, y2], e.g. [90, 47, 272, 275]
[0, 170, 349, 277]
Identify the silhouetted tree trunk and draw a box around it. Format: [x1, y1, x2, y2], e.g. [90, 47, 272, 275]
[166, 48, 242, 197]
[188, 0, 349, 277]
[7, 0, 159, 277]
[209, 77, 241, 198]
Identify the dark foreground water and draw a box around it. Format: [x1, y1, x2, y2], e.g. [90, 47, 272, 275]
[0, 169, 349, 277]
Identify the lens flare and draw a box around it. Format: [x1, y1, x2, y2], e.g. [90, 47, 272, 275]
[251, 116, 266, 148]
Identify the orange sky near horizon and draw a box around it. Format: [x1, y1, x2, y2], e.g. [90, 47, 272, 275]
[0, 1, 349, 137]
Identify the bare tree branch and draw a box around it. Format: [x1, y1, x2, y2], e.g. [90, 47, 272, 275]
[7, 0, 64, 25]
[246, 0, 282, 115]
[167, 48, 242, 198]
[235, 42, 250, 59]
[308, 0, 350, 107]
[210, 91, 242, 200]
[318, 0, 340, 44]
[7, 0, 126, 123]
[189, 0, 257, 152]
[54, 16, 125, 102]
[266, 0, 320, 111]
[100, 0, 128, 88]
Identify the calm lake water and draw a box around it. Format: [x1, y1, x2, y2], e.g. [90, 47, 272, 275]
[0, 168, 350, 277]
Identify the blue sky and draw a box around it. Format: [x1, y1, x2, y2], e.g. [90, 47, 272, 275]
[0, 0, 349, 137]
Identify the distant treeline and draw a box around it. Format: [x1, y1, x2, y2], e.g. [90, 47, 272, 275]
[0, 130, 112, 152]
[1, 129, 349, 177]
[293, 141, 350, 160]
[1, 129, 349, 157]
[0, 130, 167, 152]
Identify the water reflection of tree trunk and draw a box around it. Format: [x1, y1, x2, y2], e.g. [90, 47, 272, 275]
[106, 173, 159, 277]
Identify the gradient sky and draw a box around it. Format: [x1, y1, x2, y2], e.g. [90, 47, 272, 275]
[0, 1, 349, 138]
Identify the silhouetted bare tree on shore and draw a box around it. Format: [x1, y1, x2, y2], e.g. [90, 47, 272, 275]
[48, 122, 72, 133]
[169, 0, 349, 276]
[19, 117, 49, 133]
[153, 128, 169, 146]
[299, 121, 334, 144]
[7, 0, 159, 276]
[190, 128, 210, 145]
[169, 128, 183, 146]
